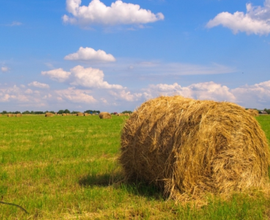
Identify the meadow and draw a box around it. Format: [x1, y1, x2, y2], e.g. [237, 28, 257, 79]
[0, 114, 270, 219]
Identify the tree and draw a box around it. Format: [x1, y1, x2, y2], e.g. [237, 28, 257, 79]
[63, 109, 70, 113]
[122, 110, 132, 114]
[57, 110, 64, 114]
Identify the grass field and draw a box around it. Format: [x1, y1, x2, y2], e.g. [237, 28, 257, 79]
[1, 115, 270, 219]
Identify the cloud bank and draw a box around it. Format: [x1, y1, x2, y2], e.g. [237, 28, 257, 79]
[62, 0, 164, 27]
[207, 0, 270, 35]
[1, 80, 270, 111]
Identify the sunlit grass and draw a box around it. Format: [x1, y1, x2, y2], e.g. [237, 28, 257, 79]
[0, 115, 270, 219]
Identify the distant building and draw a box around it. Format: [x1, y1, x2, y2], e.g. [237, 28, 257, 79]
[260, 110, 268, 115]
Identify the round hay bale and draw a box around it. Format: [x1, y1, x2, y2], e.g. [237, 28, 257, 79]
[84, 113, 89, 116]
[247, 109, 259, 117]
[45, 113, 54, 117]
[76, 112, 84, 116]
[119, 96, 270, 202]
[99, 112, 111, 119]
[7, 114, 14, 117]
[15, 114, 22, 117]
[62, 113, 67, 116]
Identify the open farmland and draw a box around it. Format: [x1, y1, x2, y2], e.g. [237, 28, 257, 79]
[1, 115, 270, 219]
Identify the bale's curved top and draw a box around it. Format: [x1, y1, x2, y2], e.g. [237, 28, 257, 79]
[119, 96, 270, 202]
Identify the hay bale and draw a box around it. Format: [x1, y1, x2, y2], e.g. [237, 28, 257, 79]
[62, 113, 67, 116]
[7, 114, 14, 117]
[119, 96, 270, 202]
[0, 114, 2, 117]
[15, 114, 22, 117]
[84, 113, 89, 116]
[99, 112, 111, 119]
[76, 112, 84, 116]
[45, 113, 54, 117]
[247, 109, 259, 117]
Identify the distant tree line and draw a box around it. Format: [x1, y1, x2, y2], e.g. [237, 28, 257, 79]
[0, 109, 132, 115]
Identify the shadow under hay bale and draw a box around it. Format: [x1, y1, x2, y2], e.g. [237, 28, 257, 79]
[119, 96, 270, 204]
[99, 112, 111, 119]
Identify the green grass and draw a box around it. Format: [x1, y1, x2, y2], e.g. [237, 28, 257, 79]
[0, 115, 270, 219]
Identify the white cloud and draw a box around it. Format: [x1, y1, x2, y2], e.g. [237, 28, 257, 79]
[28, 81, 50, 89]
[1, 67, 9, 72]
[41, 68, 71, 82]
[64, 47, 116, 62]
[62, 0, 164, 27]
[55, 87, 97, 103]
[70, 65, 123, 89]
[207, 0, 270, 35]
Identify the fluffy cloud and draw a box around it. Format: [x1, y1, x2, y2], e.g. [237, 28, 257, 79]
[145, 82, 236, 103]
[28, 81, 50, 89]
[207, 0, 270, 35]
[1, 67, 9, 72]
[41, 68, 71, 82]
[55, 87, 97, 103]
[70, 65, 123, 89]
[64, 47, 116, 62]
[62, 0, 164, 27]
[42, 65, 123, 89]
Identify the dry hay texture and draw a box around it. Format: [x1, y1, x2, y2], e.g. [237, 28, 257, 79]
[99, 112, 111, 119]
[7, 114, 14, 117]
[15, 114, 22, 117]
[45, 113, 54, 117]
[119, 96, 270, 203]
[247, 109, 259, 117]
[76, 112, 84, 116]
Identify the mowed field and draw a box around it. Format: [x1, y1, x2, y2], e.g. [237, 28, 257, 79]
[1, 115, 270, 219]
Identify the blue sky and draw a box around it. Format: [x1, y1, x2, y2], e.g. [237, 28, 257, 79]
[1, 0, 270, 112]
